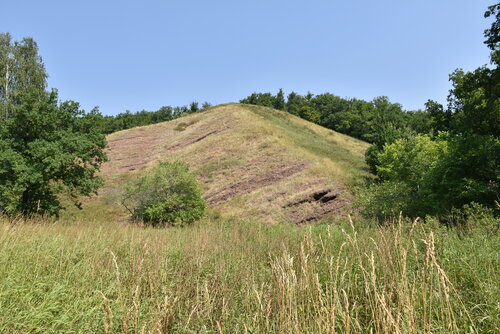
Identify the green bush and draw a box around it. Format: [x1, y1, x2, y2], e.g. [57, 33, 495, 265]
[122, 161, 206, 226]
[449, 202, 499, 232]
[356, 181, 412, 221]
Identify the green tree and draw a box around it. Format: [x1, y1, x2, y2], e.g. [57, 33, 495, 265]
[361, 135, 448, 218]
[122, 161, 206, 226]
[298, 105, 321, 123]
[425, 99, 451, 133]
[286, 91, 304, 115]
[201, 102, 212, 110]
[447, 66, 499, 137]
[274, 88, 285, 110]
[240, 92, 275, 108]
[427, 4, 500, 212]
[0, 33, 47, 120]
[189, 101, 199, 113]
[0, 89, 107, 216]
[423, 134, 499, 214]
[484, 3, 500, 65]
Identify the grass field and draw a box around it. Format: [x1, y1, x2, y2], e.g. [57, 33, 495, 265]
[0, 215, 498, 333]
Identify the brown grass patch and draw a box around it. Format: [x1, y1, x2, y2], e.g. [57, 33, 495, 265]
[206, 161, 308, 205]
[167, 126, 229, 151]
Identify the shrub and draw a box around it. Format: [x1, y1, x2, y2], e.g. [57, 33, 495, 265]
[356, 181, 412, 221]
[448, 202, 499, 232]
[122, 161, 206, 226]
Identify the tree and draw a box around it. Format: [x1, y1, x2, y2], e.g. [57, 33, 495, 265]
[189, 101, 199, 113]
[152, 106, 173, 123]
[447, 66, 499, 137]
[240, 92, 275, 108]
[484, 3, 500, 65]
[201, 102, 212, 110]
[286, 91, 304, 115]
[423, 134, 499, 214]
[122, 161, 206, 226]
[0, 33, 47, 120]
[361, 135, 449, 218]
[428, 4, 500, 212]
[0, 89, 107, 216]
[274, 88, 285, 110]
[425, 99, 451, 133]
[298, 105, 321, 123]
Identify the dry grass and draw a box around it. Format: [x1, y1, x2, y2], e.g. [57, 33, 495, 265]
[66, 103, 370, 224]
[0, 215, 498, 333]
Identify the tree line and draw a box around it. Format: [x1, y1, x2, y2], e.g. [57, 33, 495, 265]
[90, 101, 213, 135]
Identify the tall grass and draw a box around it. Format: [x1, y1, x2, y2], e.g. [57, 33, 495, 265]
[0, 216, 498, 333]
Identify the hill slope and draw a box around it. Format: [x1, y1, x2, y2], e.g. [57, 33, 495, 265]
[72, 103, 370, 224]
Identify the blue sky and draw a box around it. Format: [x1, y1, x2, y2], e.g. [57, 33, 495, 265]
[2, 0, 494, 115]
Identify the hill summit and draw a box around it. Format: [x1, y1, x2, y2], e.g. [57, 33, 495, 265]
[76, 103, 370, 223]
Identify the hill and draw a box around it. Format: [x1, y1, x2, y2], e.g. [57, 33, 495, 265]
[70, 103, 370, 223]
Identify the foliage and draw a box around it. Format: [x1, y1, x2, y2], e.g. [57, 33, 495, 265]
[356, 181, 412, 220]
[360, 4, 500, 220]
[447, 66, 499, 137]
[484, 3, 500, 65]
[122, 161, 206, 226]
[240, 92, 276, 108]
[360, 135, 447, 217]
[0, 33, 47, 120]
[88, 102, 213, 134]
[0, 89, 107, 216]
[376, 135, 447, 187]
[448, 201, 499, 232]
[423, 135, 499, 213]
[274, 88, 285, 110]
[363, 133, 499, 219]
[0, 34, 106, 216]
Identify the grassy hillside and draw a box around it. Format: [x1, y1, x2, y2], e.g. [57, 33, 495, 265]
[66, 103, 370, 224]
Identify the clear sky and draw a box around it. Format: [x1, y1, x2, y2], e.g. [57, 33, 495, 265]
[2, 0, 495, 115]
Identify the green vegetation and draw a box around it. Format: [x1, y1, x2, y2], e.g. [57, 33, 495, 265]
[0, 216, 498, 333]
[241, 5, 500, 222]
[0, 34, 107, 216]
[89, 102, 213, 135]
[361, 4, 499, 222]
[0, 33, 47, 120]
[122, 161, 206, 226]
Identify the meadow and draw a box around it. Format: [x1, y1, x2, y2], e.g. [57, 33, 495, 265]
[0, 215, 498, 333]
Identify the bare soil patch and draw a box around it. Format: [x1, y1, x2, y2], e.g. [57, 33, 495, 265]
[285, 188, 349, 224]
[103, 126, 173, 174]
[167, 126, 229, 151]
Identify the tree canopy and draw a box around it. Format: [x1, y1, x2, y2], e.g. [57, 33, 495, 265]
[0, 34, 107, 216]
